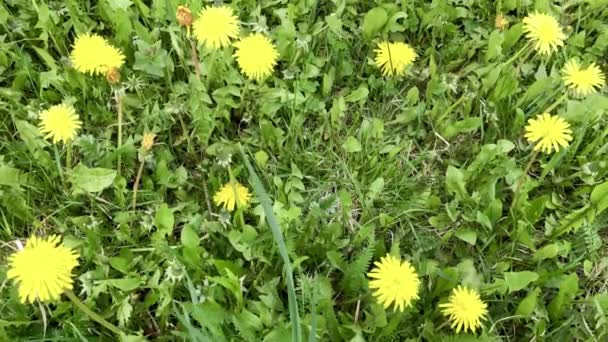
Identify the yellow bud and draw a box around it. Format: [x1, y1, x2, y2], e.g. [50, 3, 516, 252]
[176, 5, 193, 28]
[495, 14, 509, 31]
[142, 133, 156, 152]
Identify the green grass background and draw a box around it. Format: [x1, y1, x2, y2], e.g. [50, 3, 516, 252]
[1, 0, 608, 341]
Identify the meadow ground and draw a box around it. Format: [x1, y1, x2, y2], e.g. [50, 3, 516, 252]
[1, 0, 608, 341]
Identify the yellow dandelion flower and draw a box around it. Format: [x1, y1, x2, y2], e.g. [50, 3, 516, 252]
[7, 235, 79, 303]
[562, 59, 605, 97]
[439, 285, 488, 334]
[234, 33, 279, 81]
[70, 33, 125, 76]
[213, 181, 252, 211]
[374, 41, 417, 77]
[39, 104, 82, 144]
[522, 12, 566, 55]
[193, 6, 240, 50]
[367, 255, 420, 311]
[524, 113, 573, 154]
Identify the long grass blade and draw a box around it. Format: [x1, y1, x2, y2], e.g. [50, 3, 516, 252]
[240, 146, 301, 342]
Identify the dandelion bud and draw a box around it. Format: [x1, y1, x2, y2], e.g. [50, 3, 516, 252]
[495, 13, 508, 30]
[142, 133, 156, 152]
[176, 5, 193, 27]
[105, 67, 121, 84]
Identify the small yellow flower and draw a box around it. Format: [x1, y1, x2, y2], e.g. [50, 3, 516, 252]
[39, 104, 82, 143]
[495, 13, 509, 30]
[522, 12, 566, 55]
[141, 132, 156, 152]
[561, 59, 605, 97]
[214, 181, 252, 211]
[233, 34, 279, 81]
[440, 285, 488, 334]
[70, 33, 125, 76]
[374, 41, 417, 76]
[176, 5, 193, 28]
[193, 6, 240, 50]
[8, 235, 79, 303]
[367, 255, 420, 311]
[524, 113, 573, 154]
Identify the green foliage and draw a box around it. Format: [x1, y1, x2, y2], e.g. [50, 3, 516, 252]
[0, 0, 607, 340]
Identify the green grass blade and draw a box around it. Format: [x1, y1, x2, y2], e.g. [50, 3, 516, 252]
[240, 147, 302, 342]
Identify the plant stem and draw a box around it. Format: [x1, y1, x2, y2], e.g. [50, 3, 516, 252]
[115, 89, 123, 175]
[66, 141, 72, 170]
[53, 144, 63, 181]
[132, 155, 145, 209]
[228, 167, 246, 227]
[190, 39, 201, 80]
[65, 290, 122, 336]
[206, 50, 216, 90]
[544, 93, 568, 113]
[502, 42, 531, 67]
[511, 150, 539, 211]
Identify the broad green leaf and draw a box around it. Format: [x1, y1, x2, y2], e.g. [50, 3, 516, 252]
[367, 177, 385, 202]
[155, 203, 174, 237]
[591, 181, 608, 214]
[0, 165, 27, 187]
[443, 117, 482, 139]
[446, 166, 467, 199]
[181, 225, 199, 249]
[69, 164, 116, 194]
[345, 85, 369, 103]
[97, 278, 142, 291]
[516, 288, 540, 317]
[455, 228, 477, 245]
[534, 243, 559, 261]
[342, 136, 362, 153]
[548, 273, 579, 320]
[503, 271, 539, 293]
[485, 30, 504, 62]
[362, 7, 388, 39]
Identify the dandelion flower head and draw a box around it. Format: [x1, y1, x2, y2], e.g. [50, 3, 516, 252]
[439, 285, 488, 334]
[193, 6, 240, 49]
[8, 235, 79, 303]
[39, 104, 82, 144]
[214, 181, 252, 212]
[70, 33, 125, 75]
[562, 59, 605, 97]
[374, 41, 417, 76]
[524, 113, 572, 154]
[234, 33, 279, 81]
[367, 254, 420, 311]
[522, 12, 566, 55]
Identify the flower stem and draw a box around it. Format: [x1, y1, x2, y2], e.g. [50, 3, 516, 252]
[544, 93, 568, 113]
[65, 290, 122, 336]
[115, 89, 123, 175]
[190, 39, 201, 80]
[66, 141, 72, 170]
[131, 156, 145, 209]
[228, 167, 246, 227]
[510, 150, 539, 211]
[502, 42, 531, 67]
[53, 144, 63, 181]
